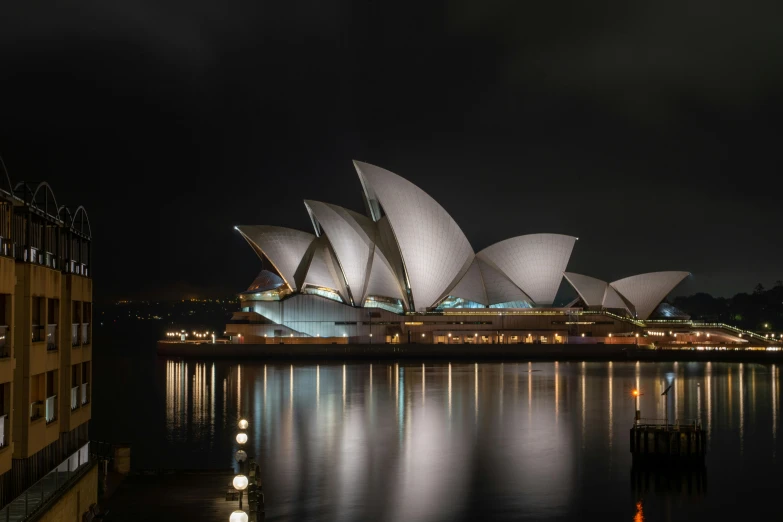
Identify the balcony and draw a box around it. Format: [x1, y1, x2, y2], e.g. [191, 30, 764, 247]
[32, 324, 45, 343]
[46, 324, 58, 351]
[71, 324, 81, 347]
[81, 323, 90, 345]
[66, 260, 89, 276]
[81, 382, 89, 405]
[0, 325, 8, 358]
[0, 442, 92, 521]
[0, 236, 15, 258]
[45, 395, 57, 424]
[0, 413, 6, 448]
[30, 401, 43, 421]
[71, 386, 80, 411]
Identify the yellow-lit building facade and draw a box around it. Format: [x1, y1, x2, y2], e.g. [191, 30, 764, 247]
[0, 177, 92, 507]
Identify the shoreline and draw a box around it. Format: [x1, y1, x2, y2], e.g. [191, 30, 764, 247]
[156, 341, 783, 362]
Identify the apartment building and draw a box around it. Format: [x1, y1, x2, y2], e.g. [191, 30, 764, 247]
[0, 173, 92, 510]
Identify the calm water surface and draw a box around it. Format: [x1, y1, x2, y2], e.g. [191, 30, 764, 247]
[93, 336, 782, 521]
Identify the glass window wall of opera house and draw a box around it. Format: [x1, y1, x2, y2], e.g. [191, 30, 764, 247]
[223, 160, 776, 349]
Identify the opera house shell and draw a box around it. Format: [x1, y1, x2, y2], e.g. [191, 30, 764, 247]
[232, 161, 691, 344]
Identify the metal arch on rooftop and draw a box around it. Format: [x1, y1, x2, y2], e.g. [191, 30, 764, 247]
[71, 206, 92, 239]
[610, 271, 690, 320]
[477, 233, 577, 306]
[353, 160, 475, 311]
[0, 155, 13, 198]
[57, 206, 73, 227]
[236, 225, 316, 292]
[304, 200, 376, 305]
[14, 181, 62, 222]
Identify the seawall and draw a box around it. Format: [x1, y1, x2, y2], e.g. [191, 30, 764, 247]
[157, 342, 783, 361]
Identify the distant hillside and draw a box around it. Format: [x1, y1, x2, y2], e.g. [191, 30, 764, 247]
[672, 282, 783, 331]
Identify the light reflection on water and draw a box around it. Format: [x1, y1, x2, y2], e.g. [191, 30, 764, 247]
[154, 360, 783, 521]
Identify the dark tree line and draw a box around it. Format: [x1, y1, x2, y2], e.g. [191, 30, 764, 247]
[672, 281, 783, 331]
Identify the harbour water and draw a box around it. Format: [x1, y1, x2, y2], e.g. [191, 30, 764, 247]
[93, 333, 782, 521]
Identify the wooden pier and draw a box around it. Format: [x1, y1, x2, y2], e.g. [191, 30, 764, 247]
[630, 419, 707, 463]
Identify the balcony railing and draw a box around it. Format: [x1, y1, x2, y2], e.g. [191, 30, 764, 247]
[30, 401, 43, 421]
[0, 414, 6, 448]
[20, 246, 59, 268]
[72, 324, 81, 347]
[32, 324, 45, 343]
[0, 236, 15, 258]
[81, 323, 90, 345]
[65, 260, 89, 276]
[45, 395, 57, 424]
[81, 382, 89, 405]
[71, 386, 80, 410]
[0, 325, 8, 358]
[0, 442, 92, 521]
[46, 324, 58, 351]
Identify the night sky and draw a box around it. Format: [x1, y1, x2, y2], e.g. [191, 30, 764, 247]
[1, 2, 781, 303]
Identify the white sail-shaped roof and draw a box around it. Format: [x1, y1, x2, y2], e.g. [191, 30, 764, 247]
[353, 160, 474, 311]
[445, 259, 488, 305]
[477, 259, 532, 306]
[477, 234, 576, 306]
[363, 247, 407, 304]
[236, 225, 314, 291]
[563, 272, 608, 307]
[603, 286, 631, 312]
[610, 271, 689, 320]
[304, 200, 375, 305]
[563, 272, 632, 314]
[301, 237, 346, 297]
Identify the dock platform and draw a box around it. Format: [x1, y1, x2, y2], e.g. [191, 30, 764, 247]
[630, 420, 707, 463]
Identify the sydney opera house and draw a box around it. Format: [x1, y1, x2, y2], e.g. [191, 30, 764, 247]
[220, 160, 752, 347]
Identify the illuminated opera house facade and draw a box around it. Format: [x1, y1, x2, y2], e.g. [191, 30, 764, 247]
[229, 161, 701, 345]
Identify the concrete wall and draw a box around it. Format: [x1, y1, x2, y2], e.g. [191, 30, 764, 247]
[59, 274, 91, 435]
[35, 464, 97, 522]
[13, 263, 62, 459]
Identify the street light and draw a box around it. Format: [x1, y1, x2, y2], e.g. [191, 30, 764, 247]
[632, 389, 643, 423]
[233, 475, 249, 491]
[229, 510, 249, 522]
[236, 433, 248, 444]
[238, 418, 249, 429]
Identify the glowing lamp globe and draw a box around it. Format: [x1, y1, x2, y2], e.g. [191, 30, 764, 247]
[238, 419, 249, 430]
[236, 432, 248, 444]
[233, 474, 249, 491]
[234, 450, 247, 463]
[229, 510, 249, 522]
